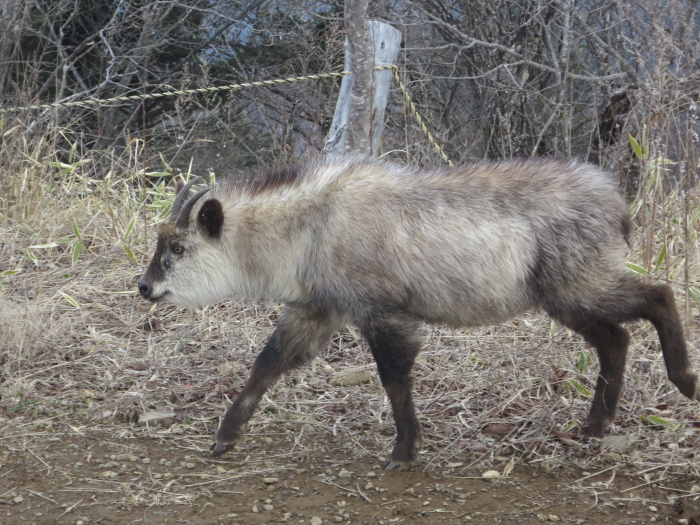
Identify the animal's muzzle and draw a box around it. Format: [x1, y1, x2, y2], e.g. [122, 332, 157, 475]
[138, 278, 152, 300]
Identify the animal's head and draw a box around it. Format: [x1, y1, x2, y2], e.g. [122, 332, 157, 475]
[138, 177, 229, 308]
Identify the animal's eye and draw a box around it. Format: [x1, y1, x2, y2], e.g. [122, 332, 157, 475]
[172, 244, 185, 255]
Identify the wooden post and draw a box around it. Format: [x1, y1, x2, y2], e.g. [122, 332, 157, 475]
[325, 20, 402, 156]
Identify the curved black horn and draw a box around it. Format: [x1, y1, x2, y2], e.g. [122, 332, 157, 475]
[170, 176, 203, 222]
[175, 188, 211, 229]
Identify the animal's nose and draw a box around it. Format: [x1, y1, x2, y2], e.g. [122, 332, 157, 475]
[138, 278, 152, 299]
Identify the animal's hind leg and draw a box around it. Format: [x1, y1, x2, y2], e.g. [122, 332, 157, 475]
[559, 317, 630, 437]
[211, 305, 345, 457]
[625, 281, 698, 401]
[360, 314, 423, 471]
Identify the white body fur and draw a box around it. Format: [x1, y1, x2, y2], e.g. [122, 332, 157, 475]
[156, 156, 628, 326]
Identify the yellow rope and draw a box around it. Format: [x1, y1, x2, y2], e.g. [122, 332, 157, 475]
[0, 71, 352, 114]
[0, 64, 452, 165]
[389, 66, 453, 166]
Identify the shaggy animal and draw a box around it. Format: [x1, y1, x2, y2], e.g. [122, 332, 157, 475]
[138, 156, 697, 470]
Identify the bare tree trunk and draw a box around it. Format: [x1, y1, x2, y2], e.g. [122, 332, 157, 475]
[344, 0, 373, 154]
[326, 21, 402, 156]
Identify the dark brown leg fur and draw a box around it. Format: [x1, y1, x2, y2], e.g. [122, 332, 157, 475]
[631, 283, 698, 400]
[560, 318, 630, 437]
[552, 277, 696, 436]
[211, 306, 343, 456]
[360, 314, 423, 470]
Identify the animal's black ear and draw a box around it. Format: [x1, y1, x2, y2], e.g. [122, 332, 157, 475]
[197, 199, 224, 238]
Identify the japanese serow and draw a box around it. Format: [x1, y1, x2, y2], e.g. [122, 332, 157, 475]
[138, 155, 697, 470]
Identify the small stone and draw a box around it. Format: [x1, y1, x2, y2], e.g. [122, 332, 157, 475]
[329, 367, 372, 387]
[338, 469, 353, 479]
[251, 504, 258, 513]
[266, 485, 276, 492]
[445, 462, 463, 468]
[364, 482, 374, 490]
[679, 520, 689, 525]
[262, 477, 279, 484]
[218, 361, 248, 376]
[649, 506, 658, 512]
[601, 435, 638, 453]
[98, 470, 117, 479]
[422, 500, 430, 506]
[137, 410, 175, 426]
[13, 495, 24, 503]
[262, 504, 274, 511]
[216, 466, 226, 473]
[548, 516, 560, 522]
[141, 458, 151, 464]
[404, 488, 414, 494]
[481, 470, 501, 479]
[30, 420, 53, 431]
[310, 517, 323, 525]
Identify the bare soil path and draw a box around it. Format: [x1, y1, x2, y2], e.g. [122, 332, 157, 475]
[2, 422, 700, 525]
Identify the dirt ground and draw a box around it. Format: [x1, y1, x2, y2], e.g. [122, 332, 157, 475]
[2, 170, 699, 525]
[2, 419, 700, 525]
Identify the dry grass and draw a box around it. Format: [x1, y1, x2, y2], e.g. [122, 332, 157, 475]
[1, 140, 699, 487]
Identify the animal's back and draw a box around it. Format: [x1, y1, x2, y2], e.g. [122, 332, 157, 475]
[304, 157, 631, 326]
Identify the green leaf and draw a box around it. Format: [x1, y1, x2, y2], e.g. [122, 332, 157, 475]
[550, 320, 557, 338]
[626, 262, 648, 275]
[23, 248, 38, 265]
[145, 171, 172, 178]
[158, 152, 173, 173]
[72, 221, 82, 241]
[71, 241, 82, 265]
[567, 379, 591, 398]
[640, 415, 672, 426]
[28, 243, 60, 249]
[123, 244, 137, 264]
[654, 246, 666, 272]
[645, 169, 658, 194]
[628, 133, 645, 160]
[122, 216, 136, 240]
[577, 351, 591, 373]
[689, 287, 700, 303]
[1, 269, 22, 277]
[59, 292, 81, 308]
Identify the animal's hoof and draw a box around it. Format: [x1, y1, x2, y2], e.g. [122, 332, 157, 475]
[210, 441, 233, 457]
[383, 459, 413, 471]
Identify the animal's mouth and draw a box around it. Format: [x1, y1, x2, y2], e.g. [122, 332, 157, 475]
[147, 292, 170, 303]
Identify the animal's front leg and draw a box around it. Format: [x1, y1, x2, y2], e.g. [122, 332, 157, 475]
[360, 313, 423, 470]
[211, 305, 344, 457]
